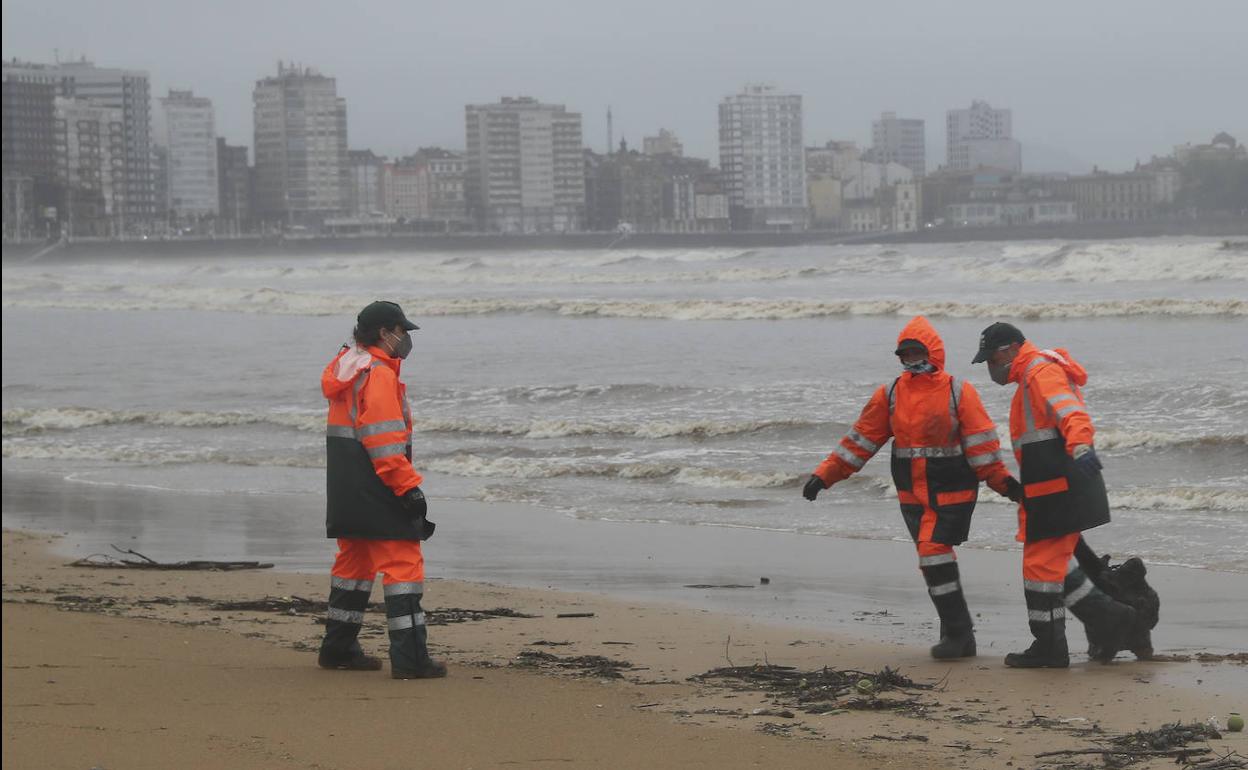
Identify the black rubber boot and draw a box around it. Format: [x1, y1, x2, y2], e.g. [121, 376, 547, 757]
[1065, 567, 1136, 664]
[1005, 585, 1070, 668]
[318, 577, 382, 670]
[385, 591, 447, 679]
[921, 559, 976, 659]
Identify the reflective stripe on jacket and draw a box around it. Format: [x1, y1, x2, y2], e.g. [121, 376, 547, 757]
[1006, 341, 1110, 542]
[322, 344, 426, 540]
[813, 316, 1010, 546]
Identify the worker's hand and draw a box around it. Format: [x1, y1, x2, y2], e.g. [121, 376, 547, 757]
[1071, 445, 1103, 477]
[1003, 476, 1024, 503]
[802, 475, 827, 501]
[403, 486, 427, 516]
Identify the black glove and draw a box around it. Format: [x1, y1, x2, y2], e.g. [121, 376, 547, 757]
[403, 486, 427, 517]
[1003, 476, 1024, 503]
[802, 475, 827, 501]
[402, 486, 436, 539]
[1072, 445, 1103, 477]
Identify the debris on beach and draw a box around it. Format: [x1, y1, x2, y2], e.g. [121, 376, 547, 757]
[690, 664, 933, 714]
[1142, 652, 1248, 664]
[1110, 722, 1222, 752]
[1034, 721, 1227, 767]
[868, 733, 929, 742]
[683, 584, 754, 589]
[69, 545, 273, 571]
[512, 649, 634, 679]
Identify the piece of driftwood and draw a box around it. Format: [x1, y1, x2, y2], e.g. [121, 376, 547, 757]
[1036, 747, 1212, 759]
[556, 612, 595, 618]
[69, 546, 273, 571]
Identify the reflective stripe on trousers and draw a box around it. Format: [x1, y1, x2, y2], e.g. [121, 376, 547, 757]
[387, 612, 427, 631]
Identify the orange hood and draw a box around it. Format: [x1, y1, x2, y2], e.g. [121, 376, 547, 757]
[1009, 341, 1088, 386]
[896, 315, 946, 372]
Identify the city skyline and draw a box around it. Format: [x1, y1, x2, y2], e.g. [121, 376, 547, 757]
[4, 0, 1245, 174]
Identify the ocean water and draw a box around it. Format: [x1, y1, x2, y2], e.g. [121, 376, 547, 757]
[3, 237, 1247, 571]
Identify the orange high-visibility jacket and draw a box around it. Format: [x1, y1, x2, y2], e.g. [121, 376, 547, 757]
[322, 344, 426, 540]
[814, 316, 1010, 545]
[1005, 341, 1110, 542]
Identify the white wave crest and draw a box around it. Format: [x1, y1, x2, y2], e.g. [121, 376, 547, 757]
[7, 288, 1243, 320]
[1, 442, 323, 468]
[981, 240, 1248, 283]
[1109, 487, 1248, 512]
[2, 407, 322, 434]
[424, 453, 800, 488]
[1095, 429, 1248, 450]
[1, 406, 813, 442]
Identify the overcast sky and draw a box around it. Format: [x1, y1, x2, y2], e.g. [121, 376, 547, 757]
[4, 0, 1244, 172]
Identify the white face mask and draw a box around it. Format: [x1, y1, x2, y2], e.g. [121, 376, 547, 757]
[902, 359, 935, 374]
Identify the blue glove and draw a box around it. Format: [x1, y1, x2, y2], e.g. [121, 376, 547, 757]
[1072, 445, 1103, 477]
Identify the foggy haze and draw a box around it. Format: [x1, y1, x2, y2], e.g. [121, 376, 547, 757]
[3, 0, 1245, 172]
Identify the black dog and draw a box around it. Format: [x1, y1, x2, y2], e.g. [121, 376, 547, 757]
[1075, 538, 1161, 659]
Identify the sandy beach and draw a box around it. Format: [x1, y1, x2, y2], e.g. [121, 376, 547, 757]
[5, 525, 1247, 770]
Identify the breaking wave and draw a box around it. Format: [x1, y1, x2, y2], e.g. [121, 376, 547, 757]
[423, 453, 800, 488]
[2, 406, 814, 440]
[981, 240, 1248, 283]
[5, 289, 1244, 319]
[9, 408, 1247, 454]
[2, 407, 323, 434]
[1109, 486, 1248, 513]
[1, 441, 323, 469]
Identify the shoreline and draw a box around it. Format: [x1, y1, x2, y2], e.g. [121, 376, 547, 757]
[5, 468, 1247, 661]
[4, 527, 1248, 770]
[3, 219, 1246, 261]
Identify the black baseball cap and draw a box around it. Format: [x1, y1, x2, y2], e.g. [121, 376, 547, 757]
[971, 322, 1025, 363]
[894, 338, 927, 355]
[357, 301, 419, 332]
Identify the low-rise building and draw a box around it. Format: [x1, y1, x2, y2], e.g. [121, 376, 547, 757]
[1066, 171, 1165, 221]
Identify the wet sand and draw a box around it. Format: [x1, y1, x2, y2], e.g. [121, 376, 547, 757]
[5, 526, 1248, 770]
[5, 469, 1247, 664]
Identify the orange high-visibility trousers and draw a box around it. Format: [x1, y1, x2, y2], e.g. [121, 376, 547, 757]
[330, 538, 424, 585]
[1022, 532, 1080, 583]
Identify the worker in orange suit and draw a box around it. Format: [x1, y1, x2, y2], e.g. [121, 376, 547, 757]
[972, 322, 1134, 668]
[317, 301, 445, 679]
[803, 316, 1020, 660]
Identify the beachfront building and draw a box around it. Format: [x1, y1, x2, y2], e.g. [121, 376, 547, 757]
[217, 139, 253, 234]
[872, 112, 926, 177]
[1065, 170, 1178, 221]
[464, 97, 585, 233]
[53, 96, 125, 236]
[2, 61, 59, 239]
[381, 157, 430, 221]
[253, 62, 349, 229]
[643, 128, 683, 157]
[348, 150, 385, 217]
[718, 84, 807, 230]
[414, 147, 468, 228]
[946, 100, 1022, 173]
[160, 89, 218, 221]
[51, 60, 156, 231]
